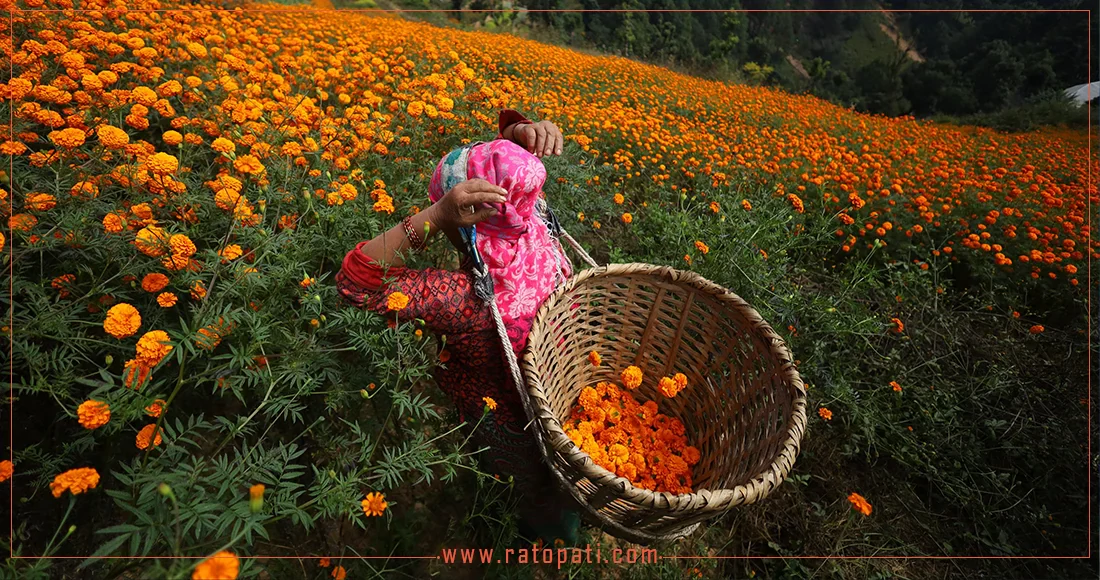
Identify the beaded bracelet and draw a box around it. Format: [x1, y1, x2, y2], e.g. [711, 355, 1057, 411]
[402, 215, 426, 252]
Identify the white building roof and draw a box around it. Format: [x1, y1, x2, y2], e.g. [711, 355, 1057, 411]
[1064, 82, 1099, 104]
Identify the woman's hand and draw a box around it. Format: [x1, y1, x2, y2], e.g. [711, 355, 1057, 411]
[510, 120, 564, 158]
[431, 178, 508, 232]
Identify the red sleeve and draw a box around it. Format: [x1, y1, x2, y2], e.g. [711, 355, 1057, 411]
[497, 109, 532, 139]
[336, 245, 493, 335]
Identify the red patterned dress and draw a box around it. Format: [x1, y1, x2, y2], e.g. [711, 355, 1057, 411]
[334, 110, 577, 540]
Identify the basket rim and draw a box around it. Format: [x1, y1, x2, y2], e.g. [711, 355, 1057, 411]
[521, 262, 809, 514]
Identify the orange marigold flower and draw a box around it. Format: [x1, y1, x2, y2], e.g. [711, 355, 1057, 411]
[373, 193, 395, 214]
[146, 152, 179, 175]
[710, 201, 721, 213]
[233, 154, 265, 175]
[48, 127, 86, 149]
[818, 407, 833, 421]
[621, 212, 632, 224]
[694, 241, 709, 255]
[300, 275, 315, 288]
[588, 351, 601, 366]
[190, 281, 207, 301]
[157, 292, 178, 308]
[104, 303, 141, 339]
[135, 225, 169, 257]
[319, 557, 331, 568]
[741, 199, 752, 211]
[608, 443, 630, 464]
[1029, 325, 1045, 334]
[613, 193, 624, 204]
[163, 130, 183, 146]
[387, 291, 410, 311]
[136, 330, 172, 367]
[658, 376, 679, 398]
[50, 467, 100, 497]
[124, 358, 152, 390]
[211, 137, 236, 154]
[168, 234, 196, 258]
[362, 492, 388, 516]
[889, 381, 902, 393]
[97, 125, 130, 149]
[0, 460, 12, 482]
[192, 551, 239, 580]
[26, 192, 57, 211]
[847, 492, 872, 516]
[889, 317, 904, 334]
[145, 399, 167, 418]
[103, 213, 127, 234]
[218, 244, 243, 262]
[10, 213, 38, 231]
[136, 424, 164, 450]
[483, 396, 497, 411]
[142, 273, 170, 293]
[77, 400, 111, 429]
[620, 366, 643, 390]
[332, 566, 347, 580]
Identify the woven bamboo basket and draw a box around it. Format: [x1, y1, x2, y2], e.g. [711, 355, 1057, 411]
[519, 263, 808, 545]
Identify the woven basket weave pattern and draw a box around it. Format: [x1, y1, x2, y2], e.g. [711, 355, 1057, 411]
[521, 264, 807, 545]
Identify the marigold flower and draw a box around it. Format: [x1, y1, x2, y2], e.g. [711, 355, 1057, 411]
[146, 152, 179, 175]
[890, 317, 904, 334]
[658, 376, 679, 398]
[1029, 325, 1045, 334]
[10, 213, 38, 231]
[124, 358, 152, 390]
[211, 137, 236, 154]
[0, 460, 12, 482]
[191, 281, 207, 300]
[218, 244, 243, 262]
[145, 399, 167, 417]
[620, 366, 643, 390]
[362, 492, 388, 516]
[889, 380, 902, 393]
[77, 400, 111, 429]
[694, 241, 709, 254]
[135, 225, 169, 257]
[331, 566, 347, 580]
[249, 483, 265, 512]
[588, 351, 601, 366]
[848, 492, 872, 516]
[50, 467, 100, 497]
[192, 551, 239, 580]
[136, 330, 172, 367]
[104, 303, 141, 339]
[136, 424, 164, 450]
[483, 396, 497, 411]
[168, 234, 197, 258]
[818, 407, 833, 421]
[319, 558, 331, 568]
[48, 127, 86, 149]
[387, 291, 410, 311]
[157, 292, 178, 308]
[373, 193, 395, 214]
[142, 273, 170, 293]
[613, 193, 624, 204]
[621, 212, 632, 224]
[163, 130, 183, 146]
[233, 154, 265, 175]
[26, 193, 57, 211]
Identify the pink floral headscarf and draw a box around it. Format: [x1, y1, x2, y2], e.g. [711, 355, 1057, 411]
[428, 139, 573, 354]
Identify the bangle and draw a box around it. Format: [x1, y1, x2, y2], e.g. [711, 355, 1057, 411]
[402, 215, 426, 252]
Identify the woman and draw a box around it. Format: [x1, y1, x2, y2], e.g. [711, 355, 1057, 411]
[335, 110, 581, 544]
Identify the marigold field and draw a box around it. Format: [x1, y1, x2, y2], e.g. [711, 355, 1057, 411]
[3, 1, 1097, 579]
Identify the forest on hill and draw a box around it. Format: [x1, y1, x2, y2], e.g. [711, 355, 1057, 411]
[401, 0, 1099, 131]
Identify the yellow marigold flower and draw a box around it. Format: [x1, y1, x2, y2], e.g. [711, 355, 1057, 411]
[168, 234, 196, 258]
[142, 273, 170, 293]
[0, 460, 12, 482]
[613, 193, 624, 204]
[387, 291, 410, 311]
[186, 43, 208, 58]
[145, 399, 167, 417]
[131, 86, 157, 106]
[163, 130, 183, 146]
[136, 424, 164, 450]
[483, 396, 497, 411]
[694, 241, 709, 254]
[620, 366, 643, 390]
[104, 303, 141, 339]
[48, 127, 86, 149]
[361, 492, 388, 517]
[0, 141, 28, 155]
[146, 152, 179, 175]
[192, 551, 239, 580]
[608, 443, 630, 464]
[97, 125, 130, 149]
[26, 193, 57, 211]
[215, 188, 246, 211]
[136, 330, 172, 367]
[77, 400, 111, 429]
[130, 203, 154, 222]
[233, 154, 265, 175]
[848, 492, 872, 516]
[135, 225, 169, 257]
[621, 213, 632, 224]
[157, 292, 178, 308]
[211, 137, 235, 154]
[10, 213, 38, 231]
[50, 467, 100, 498]
[588, 351, 601, 366]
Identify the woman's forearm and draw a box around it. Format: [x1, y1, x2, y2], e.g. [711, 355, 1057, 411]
[358, 205, 443, 268]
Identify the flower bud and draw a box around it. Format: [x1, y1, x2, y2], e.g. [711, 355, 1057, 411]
[105, 355, 113, 365]
[360, 389, 369, 399]
[249, 484, 265, 513]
